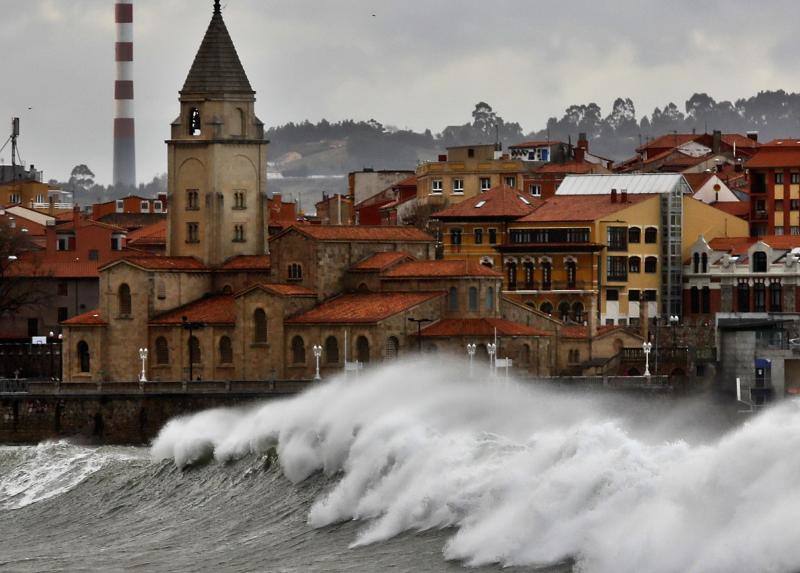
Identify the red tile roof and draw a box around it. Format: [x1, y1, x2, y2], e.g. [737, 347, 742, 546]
[6, 253, 101, 279]
[516, 193, 656, 223]
[219, 255, 271, 271]
[126, 220, 167, 246]
[420, 318, 550, 337]
[637, 133, 759, 154]
[710, 201, 750, 217]
[101, 255, 207, 271]
[382, 259, 502, 278]
[560, 325, 629, 339]
[286, 292, 444, 324]
[746, 141, 800, 168]
[62, 309, 107, 326]
[276, 224, 434, 242]
[433, 185, 542, 219]
[534, 161, 609, 174]
[150, 295, 235, 326]
[237, 283, 316, 297]
[393, 175, 418, 188]
[350, 251, 414, 272]
[708, 236, 755, 255]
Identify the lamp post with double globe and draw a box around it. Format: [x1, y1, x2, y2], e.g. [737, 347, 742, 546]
[643, 341, 653, 377]
[313, 344, 323, 380]
[467, 343, 476, 376]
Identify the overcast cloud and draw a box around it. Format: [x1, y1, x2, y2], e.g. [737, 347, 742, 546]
[1, 0, 799, 184]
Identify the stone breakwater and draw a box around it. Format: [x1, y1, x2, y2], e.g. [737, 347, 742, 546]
[0, 381, 310, 445]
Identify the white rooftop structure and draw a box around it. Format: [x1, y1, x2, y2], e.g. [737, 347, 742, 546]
[556, 173, 692, 196]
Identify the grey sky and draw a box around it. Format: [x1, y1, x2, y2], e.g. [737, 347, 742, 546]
[1, 0, 799, 185]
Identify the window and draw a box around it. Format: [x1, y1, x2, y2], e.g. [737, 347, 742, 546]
[629, 256, 641, 274]
[559, 302, 571, 322]
[189, 336, 201, 364]
[541, 261, 552, 290]
[56, 235, 72, 251]
[35, 194, 45, 204]
[573, 302, 584, 323]
[154, 201, 163, 213]
[606, 289, 620, 301]
[233, 224, 246, 242]
[644, 290, 657, 302]
[645, 227, 658, 244]
[566, 260, 577, 288]
[236, 108, 246, 137]
[155, 337, 169, 365]
[253, 308, 267, 343]
[539, 148, 550, 162]
[467, 148, 475, 158]
[486, 287, 495, 311]
[690, 287, 700, 314]
[357, 336, 370, 363]
[385, 337, 399, 360]
[27, 318, 38, 337]
[701, 253, 708, 273]
[775, 172, 784, 184]
[529, 184, 541, 197]
[568, 349, 580, 364]
[693, 253, 700, 273]
[58, 307, 69, 323]
[189, 107, 202, 136]
[111, 234, 124, 251]
[752, 251, 767, 273]
[57, 282, 68, 296]
[292, 336, 306, 364]
[157, 281, 167, 300]
[776, 227, 785, 236]
[140, 200, 149, 213]
[644, 256, 658, 273]
[450, 228, 462, 246]
[523, 261, 535, 289]
[754, 281, 766, 312]
[629, 289, 641, 302]
[607, 227, 627, 251]
[480, 177, 491, 191]
[452, 179, 464, 194]
[431, 179, 443, 194]
[115, 199, 124, 213]
[792, 173, 800, 184]
[186, 190, 200, 210]
[737, 281, 750, 312]
[474, 228, 483, 245]
[89, 249, 99, 261]
[540, 301, 553, 315]
[288, 263, 303, 281]
[793, 226, 800, 236]
[488, 228, 497, 244]
[186, 223, 199, 243]
[770, 282, 782, 312]
[702, 286, 711, 314]
[78, 341, 90, 373]
[628, 227, 641, 244]
[219, 336, 233, 364]
[118, 283, 132, 316]
[325, 336, 339, 364]
[505, 176, 516, 188]
[469, 287, 479, 312]
[448, 287, 459, 311]
[233, 191, 247, 209]
[9, 193, 20, 204]
[607, 256, 628, 281]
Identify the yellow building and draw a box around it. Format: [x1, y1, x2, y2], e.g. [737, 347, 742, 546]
[0, 180, 71, 214]
[415, 144, 527, 209]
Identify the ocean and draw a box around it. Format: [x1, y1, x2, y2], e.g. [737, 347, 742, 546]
[1, 358, 797, 573]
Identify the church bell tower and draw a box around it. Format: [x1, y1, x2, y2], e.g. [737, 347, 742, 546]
[167, 0, 269, 266]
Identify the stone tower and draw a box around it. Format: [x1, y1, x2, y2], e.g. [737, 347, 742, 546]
[167, 0, 268, 266]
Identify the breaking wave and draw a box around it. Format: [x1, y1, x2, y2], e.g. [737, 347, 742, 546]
[151, 358, 800, 573]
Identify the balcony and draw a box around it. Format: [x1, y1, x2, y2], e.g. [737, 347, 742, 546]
[752, 210, 768, 221]
[507, 280, 593, 292]
[606, 273, 628, 283]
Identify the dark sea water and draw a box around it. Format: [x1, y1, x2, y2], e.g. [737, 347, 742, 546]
[1, 359, 797, 573]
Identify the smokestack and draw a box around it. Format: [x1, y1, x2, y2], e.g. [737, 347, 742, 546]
[113, 1, 136, 189]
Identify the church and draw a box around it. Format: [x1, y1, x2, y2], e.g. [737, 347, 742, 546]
[60, 1, 552, 382]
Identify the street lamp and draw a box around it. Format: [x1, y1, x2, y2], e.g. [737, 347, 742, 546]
[467, 343, 476, 376]
[408, 317, 433, 353]
[312, 344, 323, 380]
[487, 342, 497, 373]
[643, 341, 653, 377]
[669, 315, 679, 347]
[138, 347, 148, 383]
[181, 316, 205, 381]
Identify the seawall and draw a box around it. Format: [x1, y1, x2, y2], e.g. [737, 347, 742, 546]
[0, 381, 310, 445]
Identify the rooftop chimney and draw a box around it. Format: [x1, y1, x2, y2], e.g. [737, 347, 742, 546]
[610, 188, 618, 203]
[712, 130, 722, 155]
[747, 131, 759, 142]
[620, 189, 628, 203]
[577, 132, 588, 150]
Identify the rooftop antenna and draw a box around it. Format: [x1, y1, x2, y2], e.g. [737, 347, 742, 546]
[11, 118, 19, 176]
[494, 123, 500, 151]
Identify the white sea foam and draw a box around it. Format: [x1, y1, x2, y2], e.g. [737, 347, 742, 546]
[151, 358, 800, 573]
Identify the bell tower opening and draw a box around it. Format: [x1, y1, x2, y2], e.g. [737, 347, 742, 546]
[189, 108, 202, 136]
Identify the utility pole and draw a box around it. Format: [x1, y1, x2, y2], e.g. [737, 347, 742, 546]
[408, 317, 432, 352]
[182, 316, 205, 381]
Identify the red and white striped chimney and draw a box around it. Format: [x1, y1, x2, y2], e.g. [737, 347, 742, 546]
[113, 1, 136, 188]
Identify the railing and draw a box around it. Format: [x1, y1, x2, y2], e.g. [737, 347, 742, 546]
[529, 375, 671, 389]
[30, 202, 74, 210]
[0, 379, 29, 393]
[753, 210, 768, 220]
[507, 281, 593, 292]
[621, 347, 690, 361]
[3, 379, 314, 396]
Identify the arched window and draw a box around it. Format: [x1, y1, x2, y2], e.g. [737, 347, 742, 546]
[189, 107, 201, 136]
[448, 287, 459, 311]
[189, 336, 201, 365]
[572, 302, 584, 323]
[701, 252, 708, 273]
[541, 261, 552, 290]
[385, 336, 399, 360]
[690, 287, 700, 313]
[523, 261, 534, 289]
[693, 253, 700, 274]
[644, 257, 658, 273]
[155, 336, 169, 365]
[253, 308, 267, 343]
[219, 336, 233, 364]
[118, 283, 131, 316]
[753, 251, 767, 273]
[468, 287, 479, 312]
[77, 341, 90, 373]
[558, 301, 571, 322]
[628, 227, 641, 244]
[566, 260, 577, 289]
[770, 282, 782, 312]
[644, 227, 658, 244]
[506, 261, 517, 290]
[629, 256, 641, 273]
[540, 301, 553, 315]
[356, 336, 370, 363]
[221, 284, 233, 295]
[486, 287, 495, 311]
[291, 336, 306, 364]
[325, 336, 339, 364]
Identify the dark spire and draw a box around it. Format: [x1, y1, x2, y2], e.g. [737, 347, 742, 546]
[181, 3, 254, 96]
